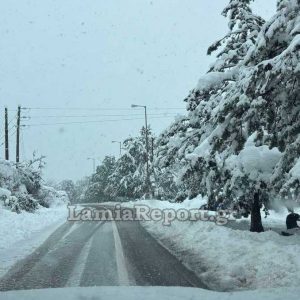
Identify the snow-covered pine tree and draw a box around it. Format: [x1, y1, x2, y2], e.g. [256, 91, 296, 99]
[175, 0, 264, 198]
[176, 0, 259, 205]
[85, 156, 116, 202]
[154, 116, 190, 200]
[106, 137, 145, 199]
[185, 0, 299, 231]
[207, 0, 264, 72]
[106, 127, 154, 199]
[57, 180, 76, 203]
[167, 0, 300, 232]
[246, 0, 300, 209]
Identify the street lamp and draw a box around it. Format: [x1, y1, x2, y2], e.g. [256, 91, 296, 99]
[131, 104, 150, 197]
[87, 157, 96, 173]
[112, 140, 122, 157]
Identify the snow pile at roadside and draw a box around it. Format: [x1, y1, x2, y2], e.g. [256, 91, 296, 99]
[1, 286, 299, 300]
[125, 195, 207, 210]
[0, 205, 68, 278]
[132, 197, 300, 291]
[144, 219, 300, 291]
[235, 207, 300, 230]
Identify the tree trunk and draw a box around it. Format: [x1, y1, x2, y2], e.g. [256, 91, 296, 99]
[250, 192, 264, 233]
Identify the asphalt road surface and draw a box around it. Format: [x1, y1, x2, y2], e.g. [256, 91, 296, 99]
[0, 205, 207, 291]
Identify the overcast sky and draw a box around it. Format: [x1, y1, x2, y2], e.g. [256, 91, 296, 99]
[0, 0, 275, 182]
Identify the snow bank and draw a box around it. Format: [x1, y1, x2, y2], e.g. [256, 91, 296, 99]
[0, 160, 71, 278]
[144, 219, 300, 291]
[0, 286, 299, 300]
[0, 206, 68, 278]
[0, 188, 11, 198]
[235, 207, 300, 230]
[128, 198, 300, 291]
[123, 195, 207, 210]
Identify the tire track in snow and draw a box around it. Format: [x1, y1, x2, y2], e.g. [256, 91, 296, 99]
[66, 232, 94, 287]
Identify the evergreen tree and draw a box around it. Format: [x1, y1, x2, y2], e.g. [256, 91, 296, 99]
[106, 127, 154, 199]
[208, 0, 264, 71]
[155, 0, 299, 232]
[57, 180, 76, 203]
[185, 0, 299, 231]
[154, 116, 190, 200]
[85, 156, 116, 202]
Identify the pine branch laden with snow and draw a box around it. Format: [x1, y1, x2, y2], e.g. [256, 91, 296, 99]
[207, 0, 265, 72]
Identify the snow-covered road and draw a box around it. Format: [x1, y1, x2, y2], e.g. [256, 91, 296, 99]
[0, 205, 206, 291]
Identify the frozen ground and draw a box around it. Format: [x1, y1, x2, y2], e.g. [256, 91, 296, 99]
[0, 205, 68, 278]
[118, 197, 300, 291]
[1, 286, 300, 300]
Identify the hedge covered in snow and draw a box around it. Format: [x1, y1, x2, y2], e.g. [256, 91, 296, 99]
[0, 159, 69, 213]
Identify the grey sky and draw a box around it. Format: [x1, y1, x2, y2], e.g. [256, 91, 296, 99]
[0, 0, 275, 182]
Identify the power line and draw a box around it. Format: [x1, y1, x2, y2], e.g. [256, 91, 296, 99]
[0, 128, 17, 147]
[0, 124, 16, 141]
[20, 125, 27, 161]
[6, 113, 18, 126]
[26, 112, 180, 119]
[22, 106, 186, 111]
[0, 122, 17, 142]
[22, 115, 177, 127]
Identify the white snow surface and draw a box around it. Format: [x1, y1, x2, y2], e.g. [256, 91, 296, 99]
[0, 188, 11, 198]
[0, 205, 68, 278]
[124, 196, 207, 210]
[0, 286, 299, 300]
[225, 132, 283, 181]
[226, 144, 282, 181]
[121, 197, 300, 291]
[290, 158, 300, 180]
[196, 71, 235, 92]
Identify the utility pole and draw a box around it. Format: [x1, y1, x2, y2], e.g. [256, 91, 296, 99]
[112, 140, 122, 157]
[131, 104, 151, 197]
[16, 106, 21, 164]
[151, 137, 154, 162]
[5, 107, 9, 160]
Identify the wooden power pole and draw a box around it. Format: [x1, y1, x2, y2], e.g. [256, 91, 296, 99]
[5, 107, 9, 160]
[151, 137, 154, 162]
[16, 106, 21, 164]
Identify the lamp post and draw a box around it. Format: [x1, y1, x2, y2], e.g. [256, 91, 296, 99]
[112, 140, 122, 157]
[87, 157, 96, 173]
[131, 104, 150, 196]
